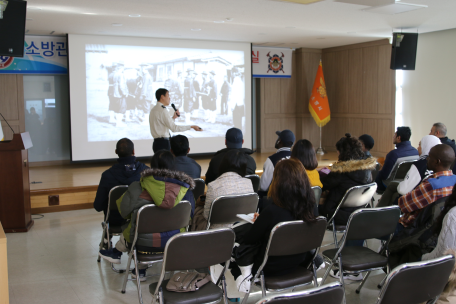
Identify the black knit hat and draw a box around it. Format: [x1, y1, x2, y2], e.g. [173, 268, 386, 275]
[359, 134, 375, 150]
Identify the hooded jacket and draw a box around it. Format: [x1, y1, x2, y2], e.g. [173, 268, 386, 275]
[205, 147, 257, 185]
[93, 156, 149, 225]
[116, 168, 195, 248]
[319, 157, 377, 225]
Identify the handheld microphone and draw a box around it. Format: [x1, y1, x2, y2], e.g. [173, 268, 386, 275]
[171, 103, 180, 117]
[0, 113, 15, 134]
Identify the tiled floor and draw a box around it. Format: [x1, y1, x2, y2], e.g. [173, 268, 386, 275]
[7, 208, 386, 304]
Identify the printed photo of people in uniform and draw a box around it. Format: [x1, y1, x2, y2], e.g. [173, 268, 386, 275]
[85, 44, 246, 142]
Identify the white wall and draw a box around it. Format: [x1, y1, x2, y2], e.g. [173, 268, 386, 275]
[401, 28, 456, 147]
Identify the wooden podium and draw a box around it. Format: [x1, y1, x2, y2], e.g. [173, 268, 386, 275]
[0, 133, 34, 232]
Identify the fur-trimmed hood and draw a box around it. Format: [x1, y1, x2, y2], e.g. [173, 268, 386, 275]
[140, 168, 195, 190]
[331, 157, 377, 173]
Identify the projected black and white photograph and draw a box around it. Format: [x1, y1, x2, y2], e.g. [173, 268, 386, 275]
[85, 44, 246, 142]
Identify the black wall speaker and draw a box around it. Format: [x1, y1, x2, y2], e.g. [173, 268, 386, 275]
[390, 32, 418, 70]
[0, 0, 27, 57]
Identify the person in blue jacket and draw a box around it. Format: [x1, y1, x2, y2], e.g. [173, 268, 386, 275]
[376, 126, 419, 192]
[93, 138, 149, 227]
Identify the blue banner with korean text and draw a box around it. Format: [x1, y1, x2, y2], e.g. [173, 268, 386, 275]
[0, 35, 67, 74]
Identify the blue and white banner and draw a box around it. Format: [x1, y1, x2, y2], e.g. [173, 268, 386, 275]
[0, 35, 67, 74]
[252, 46, 292, 78]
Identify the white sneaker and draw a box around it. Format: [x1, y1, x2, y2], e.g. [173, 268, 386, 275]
[329, 269, 363, 281]
[317, 262, 326, 272]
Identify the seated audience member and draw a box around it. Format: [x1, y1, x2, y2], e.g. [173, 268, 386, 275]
[376, 126, 419, 192]
[422, 187, 456, 304]
[318, 133, 377, 225]
[230, 158, 317, 290]
[423, 186, 456, 261]
[170, 134, 201, 178]
[430, 122, 456, 174]
[93, 138, 148, 228]
[98, 150, 196, 281]
[395, 144, 456, 237]
[359, 134, 375, 159]
[205, 128, 256, 185]
[377, 135, 441, 207]
[291, 139, 322, 188]
[204, 149, 254, 229]
[259, 130, 295, 196]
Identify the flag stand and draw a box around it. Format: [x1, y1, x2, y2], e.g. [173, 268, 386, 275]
[316, 124, 325, 155]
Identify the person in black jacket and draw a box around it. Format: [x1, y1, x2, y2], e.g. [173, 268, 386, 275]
[93, 138, 149, 227]
[318, 133, 377, 225]
[430, 123, 456, 174]
[205, 128, 256, 185]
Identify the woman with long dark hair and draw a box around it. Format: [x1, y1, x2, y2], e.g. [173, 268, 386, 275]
[291, 139, 322, 188]
[231, 158, 317, 287]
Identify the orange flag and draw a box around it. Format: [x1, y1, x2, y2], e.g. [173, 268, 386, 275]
[309, 61, 330, 127]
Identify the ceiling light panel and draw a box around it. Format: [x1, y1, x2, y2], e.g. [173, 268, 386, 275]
[363, 2, 427, 14]
[335, 0, 394, 7]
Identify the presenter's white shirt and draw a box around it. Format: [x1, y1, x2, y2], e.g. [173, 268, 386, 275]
[149, 103, 191, 138]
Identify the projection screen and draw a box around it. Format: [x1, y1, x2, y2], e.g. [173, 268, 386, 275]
[68, 34, 252, 161]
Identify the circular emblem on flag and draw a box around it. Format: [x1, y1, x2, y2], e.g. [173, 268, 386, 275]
[0, 56, 14, 69]
[266, 52, 285, 74]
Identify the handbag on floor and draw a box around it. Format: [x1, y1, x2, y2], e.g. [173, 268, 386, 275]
[166, 271, 211, 292]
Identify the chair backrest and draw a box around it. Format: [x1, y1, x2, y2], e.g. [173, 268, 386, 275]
[371, 162, 381, 182]
[267, 217, 327, 257]
[377, 255, 455, 304]
[193, 178, 205, 201]
[245, 174, 261, 192]
[108, 185, 128, 211]
[345, 206, 401, 241]
[412, 196, 447, 230]
[207, 193, 258, 227]
[136, 201, 192, 235]
[389, 158, 418, 181]
[312, 186, 322, 204]
[339, 183, 377, 208]
[255, 282, 344, 304]
[163, 228, 235, 271]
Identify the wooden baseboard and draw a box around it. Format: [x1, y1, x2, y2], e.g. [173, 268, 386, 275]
[32, 203, 93, 214]
[29, 160, 71, 167]
[31, 185, 98, 196]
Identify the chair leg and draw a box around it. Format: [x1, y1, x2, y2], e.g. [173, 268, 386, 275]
[221, 274, 229, 304]
[378, 274, 387, 289]
[133, 250, 143, 304]
[158, 286, 164, 304]
[356, 271, 371, 294]
[97, 224, 106, 262]
[332, 222, 338, 248]
[338, 256, 346, 304]
[320, 261, 333, 286]
[260, 271, 266, 298]
[121, 251, 133, 294]
[312, 261, 318, 287]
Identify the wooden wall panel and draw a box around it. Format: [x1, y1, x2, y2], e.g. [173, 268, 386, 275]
[280, 78, 296, 114]
[301, 117, 320, 148]
[0, 75, 19, 120]
[263, 118, 281, 149]
[362, 46, 379, 114]
[377, 119, 394, 153]
[335, 50, 349, 114]
[348, 48, 363, 114]
[322, 52, 336, 113]
[263, 78, 281, 114]
[378, 44, 394, 114]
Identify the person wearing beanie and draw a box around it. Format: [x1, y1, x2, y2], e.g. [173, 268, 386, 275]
[258, 130, 295, 197]
[359, 134, 375, 159]
[204, 128, 256, 185]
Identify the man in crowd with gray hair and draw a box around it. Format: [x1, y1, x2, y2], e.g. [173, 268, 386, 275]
[430, 123, 456, 155]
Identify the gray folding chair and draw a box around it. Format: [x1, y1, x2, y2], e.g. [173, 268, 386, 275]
[97, 185, 128, 273]
[312, 186, 322, 205]
[241, 217, 328, 304]
[255, 282, 344, 304]
[121, 201, 192, 304]
[376, 255, 455, 304]
[325, 183, 377, 248]
[149, 228, 235, 304]
[245, 174, 261, 192]
[321, 206, 401, 303]
[206, 193, 259, 229]
[385, 159, 418, 185]
[193, 178, 205, 201]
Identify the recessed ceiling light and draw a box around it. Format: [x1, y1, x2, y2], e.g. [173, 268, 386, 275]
[214, 20, 225, 23]
[112, 23, 123, 27]
[191, 28, 201, 31]
[129, 14, 141, 17]
[83, 13, 97, 15]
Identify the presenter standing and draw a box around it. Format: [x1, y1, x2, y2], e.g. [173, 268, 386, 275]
[149, 88, 202, 152]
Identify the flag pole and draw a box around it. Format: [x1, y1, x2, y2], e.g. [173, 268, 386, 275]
[316, 123, 325, 155]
